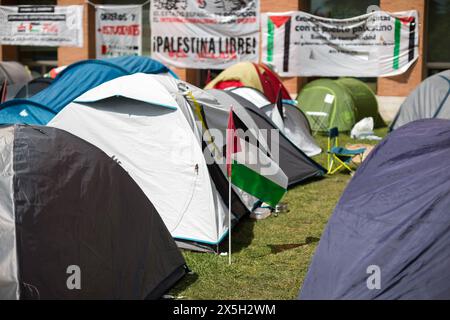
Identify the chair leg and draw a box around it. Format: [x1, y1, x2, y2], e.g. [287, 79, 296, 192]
[327, 157, 335, 174]
[328, 155, 354, 175]
[350, 152, 366, 168]
[329, 164, 343, 175]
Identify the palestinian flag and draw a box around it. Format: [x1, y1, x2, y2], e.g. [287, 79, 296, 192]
[226, 108, 287, 208]
[266, 15, 292, 73]
[271, 86, 285, 131]
[392, 14, 417, 70]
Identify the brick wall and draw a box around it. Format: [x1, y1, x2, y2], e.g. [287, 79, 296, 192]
[57, 0, 97, 66]
[377, 0, 426, 96]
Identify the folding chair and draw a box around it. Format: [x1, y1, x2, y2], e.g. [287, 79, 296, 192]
[305, 98, 333, 135]
[327, 127, 366, 175]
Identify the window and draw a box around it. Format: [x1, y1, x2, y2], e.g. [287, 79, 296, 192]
[310, 0, 379, 19]
[426, 0, 450, 75]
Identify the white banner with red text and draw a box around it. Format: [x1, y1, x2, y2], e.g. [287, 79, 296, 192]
[0, 5, 83, 47]
[95, 5, 142, 59]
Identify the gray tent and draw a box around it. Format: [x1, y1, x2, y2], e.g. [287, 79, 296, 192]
[229, 86, 322, 157]
[3, 77, 53, 101]
[0, 125, 186, 299]
[390, 70, 450, 130]
[0, 61, 32, 85]
[12, 77, 53, 100]
[300, 119, 450, 299]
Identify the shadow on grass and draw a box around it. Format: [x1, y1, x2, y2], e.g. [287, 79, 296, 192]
[219, 216, 256, 254]
[267, 236, 320, 254]
[169, 217, 256, 297]
[168, 271, 199, 299]
[289, 175, 326, 189]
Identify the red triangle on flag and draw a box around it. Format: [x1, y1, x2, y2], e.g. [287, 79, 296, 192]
[397, 16, 414, 24]
[269, 16, 291, 28]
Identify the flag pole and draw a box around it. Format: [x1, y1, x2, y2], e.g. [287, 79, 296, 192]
[227, 105, 235, 265]
[228, 171, 232, 265]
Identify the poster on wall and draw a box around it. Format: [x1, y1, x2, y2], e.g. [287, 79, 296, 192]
[95, 5, 142, 59]
[261, 10, 419, 77]
[0, 5, 83, 47]
[150, 0, 260, 69]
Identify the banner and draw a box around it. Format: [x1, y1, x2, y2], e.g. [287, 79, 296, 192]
[95, 5, 142, 58]
[150, 0, 260, 69]
[262, 10, 419, 77]
[0, 5, 83, 47]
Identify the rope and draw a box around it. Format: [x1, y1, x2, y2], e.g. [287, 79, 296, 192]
[186, 91, 222, 158]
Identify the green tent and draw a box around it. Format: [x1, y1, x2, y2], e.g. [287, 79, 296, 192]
[336, 78, 385, 128]
[297, 78, 385, 132]
[297, 79, 356, 132]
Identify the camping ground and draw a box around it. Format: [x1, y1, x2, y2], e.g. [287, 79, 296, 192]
[170, 127, 388, 299]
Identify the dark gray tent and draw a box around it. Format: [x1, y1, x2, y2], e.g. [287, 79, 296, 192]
[208, 89, 325, 186]
[0, 125, 186, 299]
[0, 61, 32, 85]
[300, 119, 450, 299]
[12, 77, 53, 100]
[229, 86, 322, 157]
[390, 70, 450, 130]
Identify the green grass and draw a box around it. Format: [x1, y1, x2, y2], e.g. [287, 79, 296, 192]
[170, 127, 388, 300]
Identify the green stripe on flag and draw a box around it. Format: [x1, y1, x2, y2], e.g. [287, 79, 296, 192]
[393, 18, 401, 70]
[231, 160, 286, 208]
[267, 19, 274, 63]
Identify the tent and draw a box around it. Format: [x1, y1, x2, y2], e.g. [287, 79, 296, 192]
[208, 89, 325, 186]
[46, 65, 67, 79]
[335, 78, 385, 128]
[148, 75, 280, 216]
[298, 79, 356, 132]
[7, 77, 53, 100]
[229, 86, 322, 157]
[0, 124, 186, 299]
[0, 61, 32, 85]
[48, 73, 259, 252]
[299, 119, 450, 299]
[390, 70, 450, 130]
[0, 56, 177, 125]
[298, 78, 384, 132]
[204, 62, 291, 103]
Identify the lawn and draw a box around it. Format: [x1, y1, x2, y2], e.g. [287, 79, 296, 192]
[170, 127, 388, 300]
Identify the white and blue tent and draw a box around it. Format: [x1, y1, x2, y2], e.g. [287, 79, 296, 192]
[47, 74, 250, 251]
[0, 56, 177, 125]
[47, 74, 287, 251]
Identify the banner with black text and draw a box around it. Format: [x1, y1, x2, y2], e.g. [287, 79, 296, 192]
[150, 0, 260, 69]
[262, 10, 419, 77]
[95, 5, 142, 58]
[0, 5, 83, 47]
